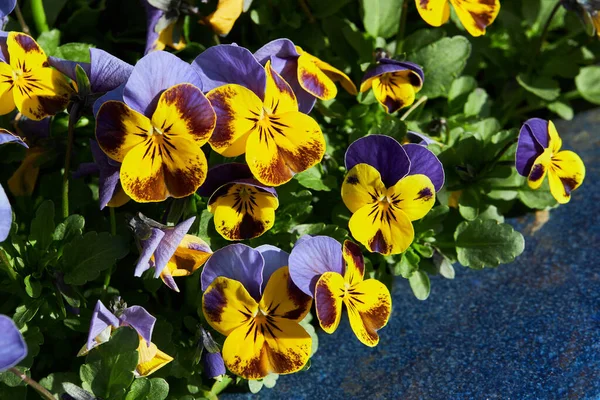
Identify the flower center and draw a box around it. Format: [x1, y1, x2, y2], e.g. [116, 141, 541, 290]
[151, 126, 164, 136]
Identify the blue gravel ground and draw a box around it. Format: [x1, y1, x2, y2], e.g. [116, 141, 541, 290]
[225, 110, 600, 400]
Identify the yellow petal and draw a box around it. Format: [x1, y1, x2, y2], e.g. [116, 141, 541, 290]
[527, 147, 552, 190]
[296, 52, 338, 100]
[341, 164, 387, 214]
[120, 141, 168, 203]
[388, 174, 435, 221]
[211, 184, 279, 240]
[345, 279, 392, 347]
[372, 71, 418, 114]
[548, 150, 586, 204]
[207, 84, 263, 157]
[342, 240, 365, 286]
[167, 234, 212, 276]
[7, 32, 48, 71]
[107, 184, 131, 208]
[450, 0, 500, 37]
[12, 66, 72, 120]
[206, 0, 244, 36]
[136, 338, 173, 377]
[311, 55, 358, 96]
[314, 271, 345, 334]
[415, 0, 451, 27]
[547, 120, 562, 155]
[8, 147, 44, 196]
[264, 60, 297, 114]
[203, 276, 259, 336]
[260, 267, 312, 322]
[0, 62, 16, 115]
[159, 135, 208, 199]
[158, 22, 186, 50]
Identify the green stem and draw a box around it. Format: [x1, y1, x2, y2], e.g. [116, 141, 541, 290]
[395, 0, 409, 55]
[0, 248, 17, 281]
[400, 95, 427, 121]
[526, 0, 562, 76]
[13, 1, 30, 34]
[62, 104, 80, 219]
[9, 368, 55, 400]
[30, 0, 49, 33]
[563, 90, 581, 101]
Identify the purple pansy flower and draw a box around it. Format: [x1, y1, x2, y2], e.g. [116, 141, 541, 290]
[360, 58, 424, 114]
[0, 315, 27, 371]
[341, 134, 444, 255]
[0, 129, 28, 242]
[198, 163, 279, 241]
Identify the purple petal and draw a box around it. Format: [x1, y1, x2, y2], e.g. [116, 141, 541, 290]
[153, 217, 195, 278]
[143, 2, 162, 55]
[0, 31, 8, 62]
[516, 118, 548, 177]
[90, 49, 133, 93]
[90, 140, 121, 210]
[256, 245, 289, 291]
[17, 117, 50, 141]
[134, 227, 166, 277]
[201, 244, 264, 301]
[124, 51, 203, 116]
[202, 351, 226, 378]
[197, 163, 253, 197]
[294, 234, 313, 247]
[0, 129, 28, 148]
[0, 185, 11, 242]
[288, 235, 344, 297]
[381, 58, 425, 82]
[0, 315, 26, 372]
[406, 131, 436, 146]
[72, 162, 99, 179]
[93, 83, 125, 117]
[253, 38, 300, 66]
[362, 59, 424, 86]
[47, 57, 90, 82]
[345, 135, 411, 187]
[87, 301, 119, 350]
[119, 306, 156, 346]
[161, 273, 180, 292]
[0, 0, 16, 19]
[403, 144, 444, 192]
[192, 45, 266, 100]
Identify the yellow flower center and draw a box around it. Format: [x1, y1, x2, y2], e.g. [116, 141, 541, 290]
[151, 126, 164, 136]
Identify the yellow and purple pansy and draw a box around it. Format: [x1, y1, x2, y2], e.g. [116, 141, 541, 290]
[254, 38, 358, 113]
[193, 45, 326, 186]
[131, 214, 212, 292]
[144, 0, 195, 54]
[360, 58, 424, 114]
[342, 134, 444, 255]
[288, 236, 392, 347]
[516, 118, 585, 204]
[0, 314, 27, 371]
[201, 244, 313, 379]
[416, 0, 501, 37]
[198, 163, 279, 241]
[95, 51, 216, 203]
[0, 32, 72, 120]
[83, 300, 173, 377]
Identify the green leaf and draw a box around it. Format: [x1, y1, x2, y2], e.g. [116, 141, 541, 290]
[75, 64, 92, 97]
[402, 28, 446, 53]
[464, 88, 490, 117]
[454, 218, 525, 269]
[295, 166, 336, 191]
[308, 0, 351, 18]
[458, 187, 481, 221]
[13, 300, 44, 328]
[62, 232, 129, 285]
[53, 215, 85, 242]
[124, 377, 168, 400]
[393, 248, 420, 278]
[55, 43, 95, 62]
[39, 372, 81, 396]
[36, 29, 61, 55]
[81, 327, 139, 399]
[517, 179, 557, 209]
[575, 66, 600, 105]
[372, 118, 407, 143]
[24, 275, 41, 298]
[409, 36, 471, 98]
[516, 74, 560, 101]
[29, 200, 55, 251]
[360, 0, 403, 39]
[408, 270, 430, 300]
[448, 75, 477, 112]
[547, 101, 573, 121]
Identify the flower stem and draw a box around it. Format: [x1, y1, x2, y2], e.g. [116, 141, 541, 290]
[13, 1, 30, 34]
[30, 0, 49, 33]
[400, 95, 428, 121]
[0, 248, 17, 281]
[395, 0, 409, 55]
[62, 104, 80, 219]
[9, 368, 55, 400]
[527, 0, 562, 76]
[299, 0, 316, 23]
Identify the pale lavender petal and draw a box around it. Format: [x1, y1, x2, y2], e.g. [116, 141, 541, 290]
[192, 45, 266, 99]
[119, 306, 156, 346]
[0, 129, 27, 148]
[0, 184, 11, 242]
[345, 134, 411, 187]
[0, 315, 26, 372]
[144, 2, 162, 54]
[202, 351, 225, 378]
[406, 131, 436, 145]
[256, 245, 289, 291]
[90, 49, 133, 93]
[153, 217, 195, 278]
[0, 0, 15, 20]
[87, 301, 119, 350]
[516, 118, 548, 177]
[161, 273, 180, 292]
[201, 244, 264, 301]
[403, 143, 444, 192]
[93, 83, 125, 117]
[288, 235, 344, 297]
[134, 228, 166, 277]
[124, 51, 203, 116]
[90, 140, 121, 210]
[294, 234, 313, 247]
[253, 38, 299, 66]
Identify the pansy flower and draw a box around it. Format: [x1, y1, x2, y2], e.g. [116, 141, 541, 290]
[289, 236, 392, 347]
[198, 163, 278, 240]
[95, 51, 216, 203]
[254, 38, 358, 113]
[416, 0, 500, 37]
[0, 315, 27, 371]
[198, 326, 226, 379]
[0, 32, 73, 120]
[0, 129, 27, 241]
[516, 118, 585, 204]
[0, 0, 16, 28]
[360, 58, 424, 114]
[201, 244, 313, 379]
[82, 300, 172, 377]
[144, 0, 196, 54]
[193, 45, 325, 186]
[342, 134, 444, 255]
[561, 0, 600, 36]
[130, 213, 212, 292]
